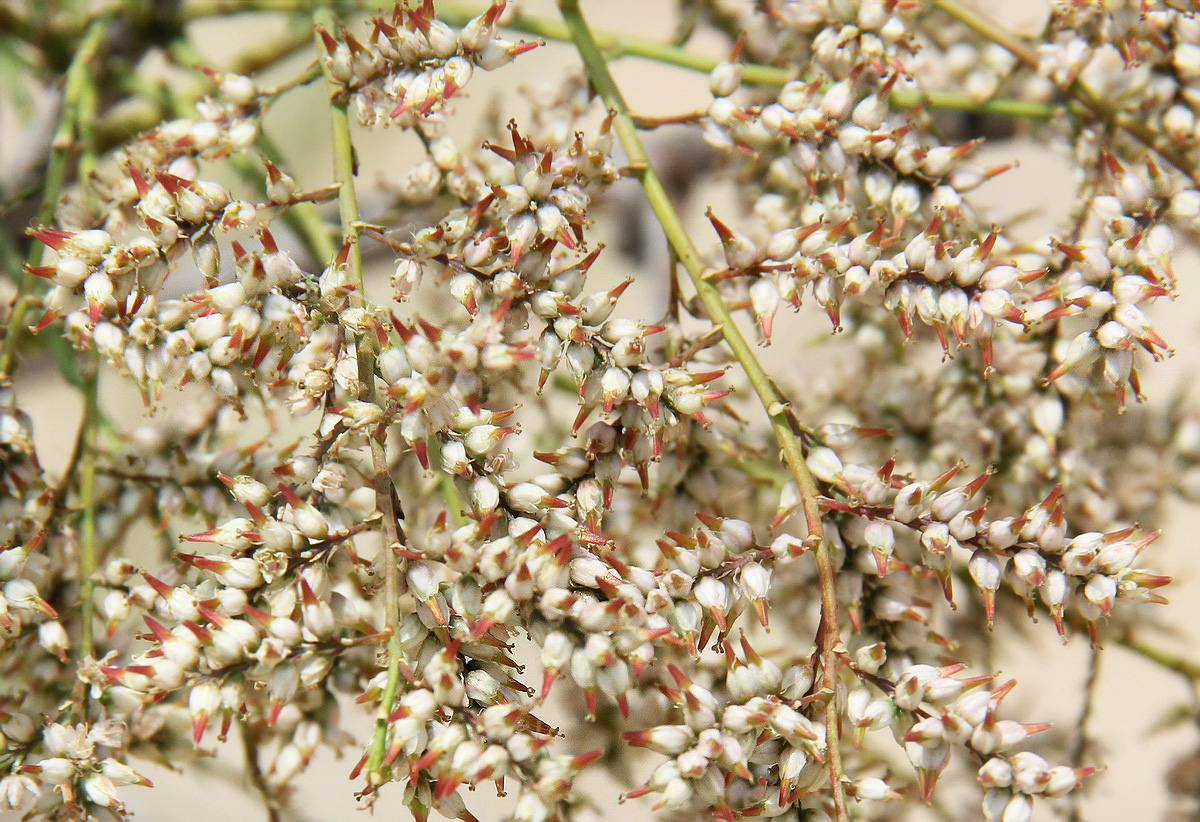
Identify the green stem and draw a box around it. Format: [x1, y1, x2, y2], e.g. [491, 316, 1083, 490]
[428, 440, 469, 528]
[1119, 636, 1200, 681]
[167, 29, 318, 97]
[216, 21, 314, 77]
[929, 0, 1041, 67]
[152, 41, 337, 265]
[456, 4, 785, 84]
[315, 6, 404, 786]
[887, 87, 1054, 119]
[181, 0, 1056, 118]
[932, 0, 1200, 185]
[361, 400, 407, 787]
[89, 33, 323, 157]
[441, 2, 1056, 118]
[76, 76, 99, 184]
[74, 9, 103, 662]
[259, 62, 323, 104]
[185, 0, 364, 17]
[315, 22, 364, 280]
[0, 15, 108, 379]
[78, 359, 99, 659]
[0, 183, 44, 214]
[256, 131, 339, 264]
[556, 3, 848, 819]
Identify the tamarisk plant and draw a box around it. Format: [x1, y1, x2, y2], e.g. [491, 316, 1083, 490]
[1, 0, 1198, 820]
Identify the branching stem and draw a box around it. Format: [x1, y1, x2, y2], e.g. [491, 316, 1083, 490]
[931, 0, 1200, 185]
[558, 2, 848, 819]
[443, 2, 1055, 119]
[1066, 646, 1101, 822]
[0, 15, 108, 379]
[1119, 635, 1200, 681]
[75, 34, 104, 661]
[315, 6, 405, 786]
[182, 0, 1057, 119]
[77, 360, 100, 660]
[144, 41, 337, 266]
[241, 722, 284, 822]
[254, 130, 339, 264]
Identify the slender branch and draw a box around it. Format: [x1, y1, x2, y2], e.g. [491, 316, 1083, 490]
[1066, 646, 1101, 822]
[240, 722, 284, 822]
[428, 440, 469, 529]
[259, 62, 323, 103]
[0, 183, 43, 214]
[450, 2, 1055, 119]
[76, 65, 100, 190]
[929, 0, 1040, 67]
[88, 34, 322, 156]
[77, 359, 99, 660]
[361, 397, 408, 788]
[887, 87, 1055, 119]
[167, 35, 321, 101]
[556, 3, 848, 819]
[38, 385, 94, 721]
[315, 19, 364, 282]
[1118, 635, 1200, 681]
[218, 23, 314, 77]
[147, 41, 337, 265]
[0, 15, 108, 379]
[185, 0, 369, 18]
[931, 0, 1200, 185]
[464, 5, 785, 84]
[181, 0, 1056, 119]
[314, 6, 405, 787]
[255, 131, 339, 264]
[630, 110, 706, 130]
[74, 28, 104, 661]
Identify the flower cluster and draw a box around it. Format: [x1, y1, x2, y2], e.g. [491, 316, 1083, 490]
[6, 723, 151, 817]
[1, 0, 1198, 821]
[695, 2, 1182, 415]
[319, 0, 540, 128]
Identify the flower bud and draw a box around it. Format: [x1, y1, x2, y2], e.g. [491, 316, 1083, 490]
[806, 447, 843, 484]
[863, 520, 895, 577]
[710, 61, 742, 97]
[978, 757, 1014, 788]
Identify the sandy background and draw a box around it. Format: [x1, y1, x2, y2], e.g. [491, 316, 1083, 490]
[5, 0, 1200, 820]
